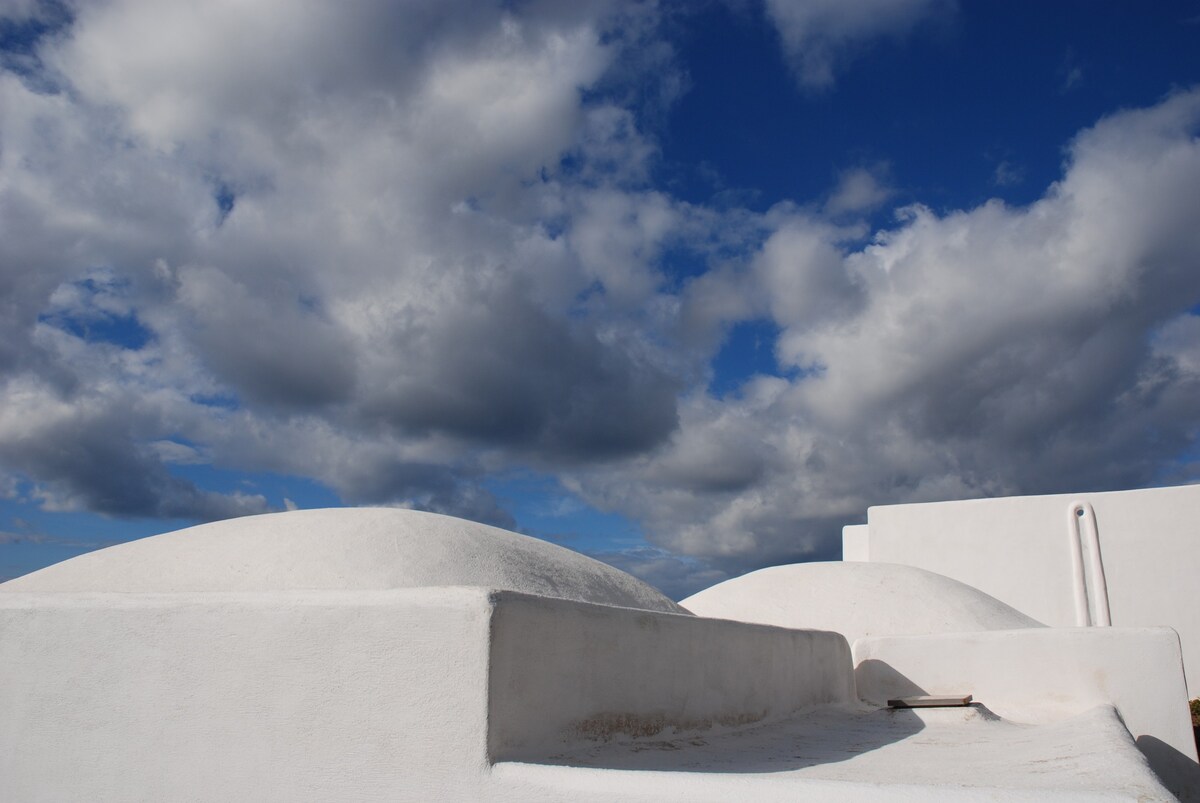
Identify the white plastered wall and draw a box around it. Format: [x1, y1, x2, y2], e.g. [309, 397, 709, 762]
[0, 588, 857, 802]
[853, 626, 1200, 797]
[841, 524, 870, 561]
[488, 592, 855, 760]
[0, 588, 495, 802]
[856, 484, 1200, 695]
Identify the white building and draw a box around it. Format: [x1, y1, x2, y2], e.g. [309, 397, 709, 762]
[2, 490, 1198, 800]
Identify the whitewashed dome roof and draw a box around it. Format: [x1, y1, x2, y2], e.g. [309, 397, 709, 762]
[1, 507, 686, 614]
[680, 561, 1040, 641]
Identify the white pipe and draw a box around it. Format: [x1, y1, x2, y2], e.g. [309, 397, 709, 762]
[1068, 502, 1091, 627]
[1078, 501, 1112, 626]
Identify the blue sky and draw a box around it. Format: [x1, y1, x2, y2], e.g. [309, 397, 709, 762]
[2, 0, 1200, 598]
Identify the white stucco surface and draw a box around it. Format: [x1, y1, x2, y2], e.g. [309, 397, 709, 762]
[2, 587, 1177, 801]
[854, 626, 1200, 798]
[679, 561, 1041, 644]
[0, 507, 684, 614]
[0, 587, 859, 801]
[3, 506, 1195, 800]
[0, 587, 497, 802]
[857, 483, 1200, 693]
[841, 524, 870, 561]
[489, 592, 854, 760]
[493, 705, 1175, 801]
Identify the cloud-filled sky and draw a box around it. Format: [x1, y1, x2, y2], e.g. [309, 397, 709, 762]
[2, 0, 1200, 597]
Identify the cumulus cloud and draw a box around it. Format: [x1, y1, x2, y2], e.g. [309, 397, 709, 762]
[2, 1, 1199, 600]
[572, 88, 1200, 576]
[763, 0, 952, 88]
[0, 377, 271, 519]
[0, 0, 687, 525]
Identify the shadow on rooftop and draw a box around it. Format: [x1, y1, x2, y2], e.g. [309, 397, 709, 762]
[536, 705, 928, 774]
[854, 658, 926, 702]
[1136, 735, 1200, 801]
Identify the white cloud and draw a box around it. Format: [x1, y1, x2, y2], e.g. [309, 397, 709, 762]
[0, 0, 53, 22]
[0, 0, 689, 525]
[992, 160, 1025, 187]
[824, 165, 893, 215]
[571, 89, 1200, 574]
[754, 216, 864, 329]
[2, 2, 1199, 599]
[763, 0, 952, 88]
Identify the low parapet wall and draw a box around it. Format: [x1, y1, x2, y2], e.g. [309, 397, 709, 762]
[488, 592, 855, 761]
[0, 588, 855, 801]
[0, 588, 496, 802]
[854, 626, 1199, 797]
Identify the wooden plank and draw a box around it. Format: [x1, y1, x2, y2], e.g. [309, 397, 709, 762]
[887, 694, 973, 708]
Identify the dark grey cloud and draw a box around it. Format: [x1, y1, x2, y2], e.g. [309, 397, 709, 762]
[175, 267, 357, 409]
[585, 545, 730, 602]
[333, 459, 515, 530]
[0, 393, 271, 521]
[361, 283, 679, 459]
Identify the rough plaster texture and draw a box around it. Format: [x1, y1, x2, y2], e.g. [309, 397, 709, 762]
[489, 592, 854, 760]
[0, 507, 684, 614]
[858, 483, 1200, 694]
[492, 704, 1175, 801]
[1, 588, 856, 801]
[679, 561, 1041, 645]
[4, 588, 1171, 801]
[0, 587, 495, 802]
[3, 507, 1195, 800]
[854, 626, 1200, 799]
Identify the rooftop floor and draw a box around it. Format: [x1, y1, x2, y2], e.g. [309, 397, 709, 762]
[494, 704, 1176, 801]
